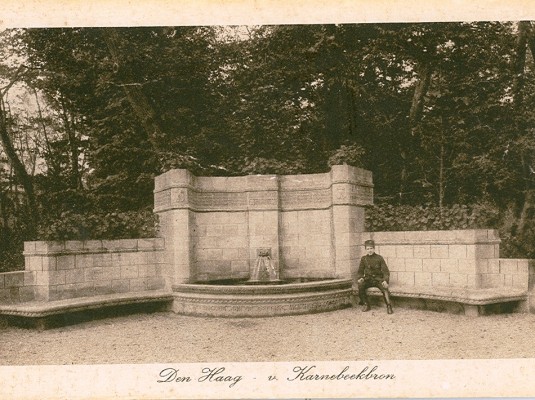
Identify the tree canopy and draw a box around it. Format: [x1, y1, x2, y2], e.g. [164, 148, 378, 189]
[1, 22, 535, 269]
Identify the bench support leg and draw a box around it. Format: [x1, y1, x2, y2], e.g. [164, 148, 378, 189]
[35, 317, 48, 331]
[514, 299, 529, 313]
[464, 305, 480, 317]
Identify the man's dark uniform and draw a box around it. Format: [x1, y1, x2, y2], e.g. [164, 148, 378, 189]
[357, 243, 393, 314]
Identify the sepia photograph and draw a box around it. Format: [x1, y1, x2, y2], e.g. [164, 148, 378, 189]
[1, 1, 535, 399]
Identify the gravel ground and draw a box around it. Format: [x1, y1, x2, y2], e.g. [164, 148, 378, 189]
[2, 306, 535, 365]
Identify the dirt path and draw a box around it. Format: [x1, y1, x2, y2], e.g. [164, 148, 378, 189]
[2, 307, 535, 365]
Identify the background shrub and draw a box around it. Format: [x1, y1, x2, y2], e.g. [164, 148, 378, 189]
[365, 202, 533, 258]
[37, 209, 158, 241]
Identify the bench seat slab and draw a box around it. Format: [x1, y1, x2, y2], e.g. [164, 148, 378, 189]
[0, 290, 173, 318]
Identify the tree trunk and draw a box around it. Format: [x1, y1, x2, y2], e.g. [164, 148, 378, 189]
[512, 22, 535, 238]
[33, 88, 59, 175]
[0, 97, 38, 236]
[322, 79, 345, 150]
[438, 143, 445, 211]
[399, 60, 432, 202]
[517, 189, 535, 234]
[409, 61, 432, 135]
[102, 28, 165, 152]
[347, 82, 358, 138]
[59, 96, 81, 189]
[512, 21, 530, 105]
[0, 190, 8, 245]
[528, 28, 535, 66]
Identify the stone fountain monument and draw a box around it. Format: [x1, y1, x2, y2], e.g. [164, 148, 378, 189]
[153, 165, 374, 316]
[3, 164, 529, 324]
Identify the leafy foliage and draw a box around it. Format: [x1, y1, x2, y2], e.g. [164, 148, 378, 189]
[1, 22, 535, 272]
[328, 143, 365, 167]
[365, 202, 535, 258]
[38, 209, 158, 241]
[365, 203, 500, 231]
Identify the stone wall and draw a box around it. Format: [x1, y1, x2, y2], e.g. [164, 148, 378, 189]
[192, 211, 250, 281]
[279, 173, 333, 279]
[490, 259, 531, 290]
[154, 165, 373, 284]
[360, 230, 529, 289]
[3, 166, 533, 311]
[0, 271, 37, 303]
[0, 238, 167, 303]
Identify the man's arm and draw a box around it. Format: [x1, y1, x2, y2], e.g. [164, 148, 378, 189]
[380, 255, 390, 283]
[356, 257, 366, 281]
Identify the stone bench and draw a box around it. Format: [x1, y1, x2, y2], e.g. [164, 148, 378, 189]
[0, 290, 173, 330]
[357, 285, 528, 316]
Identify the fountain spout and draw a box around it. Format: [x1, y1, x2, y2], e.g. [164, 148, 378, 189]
[248, 248, 280, 284]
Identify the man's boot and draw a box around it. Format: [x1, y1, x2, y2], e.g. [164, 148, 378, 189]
[362, 303, 370, 312]
[383, 290, 393, 314]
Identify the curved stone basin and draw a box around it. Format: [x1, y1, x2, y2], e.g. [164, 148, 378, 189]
[171, 278, 353, 317]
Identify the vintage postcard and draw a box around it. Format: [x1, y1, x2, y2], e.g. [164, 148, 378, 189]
[1, 1, 535, 399]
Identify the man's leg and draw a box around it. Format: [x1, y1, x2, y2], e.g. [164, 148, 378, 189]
[358, 279, 373, 311]
[374, 281, 393, 314]
[384, 290, 393, 314]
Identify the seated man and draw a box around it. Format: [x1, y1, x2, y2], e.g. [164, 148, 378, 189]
[357, 239, 393, 314]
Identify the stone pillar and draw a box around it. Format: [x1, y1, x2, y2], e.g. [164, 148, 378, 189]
[154, 169, 195, 287]
[330, 165, 374, 279]
[23, 241, 65, 301]
[473, 229, 502, 288]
